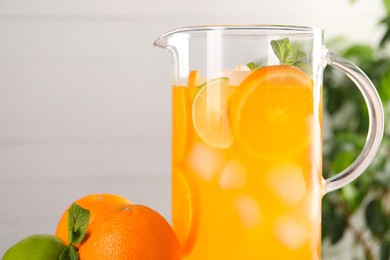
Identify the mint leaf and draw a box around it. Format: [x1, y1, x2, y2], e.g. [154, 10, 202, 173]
[271, 37, 312, 76]
[271, 38, 291, 64]
[68, 203, 90, 244]
[59, 245, 79, 260]
[289, 49, 307, 63]
[247, 61, 261, 70]
[293, 61, 312, 77]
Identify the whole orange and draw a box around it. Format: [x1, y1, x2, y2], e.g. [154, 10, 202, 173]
[78, 204, 181, 260]
[56, 193, 131, 244]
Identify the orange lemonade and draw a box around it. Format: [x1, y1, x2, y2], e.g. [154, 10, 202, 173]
[172, 65, 322, 259]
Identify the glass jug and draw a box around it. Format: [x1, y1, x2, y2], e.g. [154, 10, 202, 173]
[154, 25, 384, 259]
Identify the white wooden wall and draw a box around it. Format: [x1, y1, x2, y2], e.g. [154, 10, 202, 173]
[0, 0, 383, 256]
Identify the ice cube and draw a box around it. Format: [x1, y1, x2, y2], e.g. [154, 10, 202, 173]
[275, 217, 309, 249]
[267, 163, 306, 205]
[221, 70, 252, 85]
[234, 195, 261, 228]
[186, 143, 224, 181]
[234, 64, 251, 71]
[219, 160, 246, 190]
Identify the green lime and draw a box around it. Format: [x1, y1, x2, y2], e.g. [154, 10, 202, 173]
[2, 234, 66, 260]
[192, 77, 234, 148]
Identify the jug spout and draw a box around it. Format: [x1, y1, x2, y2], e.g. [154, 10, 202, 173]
[153, 33, 169, 49]
[155, 26, 235, 85]
[154, 31, 170, 49]
[154, 27, 194, 84]
[154, 27, 187, 49]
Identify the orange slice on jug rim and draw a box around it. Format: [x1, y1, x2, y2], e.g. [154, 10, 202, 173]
[229, 65, 314, 159]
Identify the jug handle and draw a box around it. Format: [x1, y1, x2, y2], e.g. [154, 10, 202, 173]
[323, 50, 384, 194]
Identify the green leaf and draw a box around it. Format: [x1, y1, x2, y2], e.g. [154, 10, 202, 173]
[247, 61, 261, 71]
[330, 150, 358, 174]
[385, 0, 390, 14]
[321, 198, 348, 244]
[323, 83, 345, 114]
[340, 185, 358, 212]
[68, 203, 90, 244]
[270, 37, 312, 76]
[380, 27, 390, 47]
[334, 132, 365, 149]
[365, 199, 388, 237]
[370, 58, 390, 83]
[271, 37, 290, 64]
[380, 16, 390, 47]
[379, 70, 390, 102]
[343, 44, 374, 63]
[290, 49, 307, 63]
[59, 245, 79, 260]
[380, 240, 390, 260]
[329, 214, 347, 244]
[293, 61, 313, 76]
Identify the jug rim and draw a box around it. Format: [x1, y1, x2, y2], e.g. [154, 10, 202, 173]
[154, 24, 324, 48]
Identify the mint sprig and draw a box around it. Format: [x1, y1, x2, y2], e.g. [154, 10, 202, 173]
[59, 245, 79, 260]
[68, 203, 90, 244]
[270, 37, 312, 76]
[247, 61, 262, 71]
[58, 203, 90, 260]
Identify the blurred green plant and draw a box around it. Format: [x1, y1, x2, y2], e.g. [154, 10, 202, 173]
[322, 1, 390, 259]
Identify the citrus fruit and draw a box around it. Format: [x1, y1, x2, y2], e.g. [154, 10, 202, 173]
[187, 70, 199, 88]
[2, 234, 66, 260]
[78, 204, 181, 260]
[192, 77, 234, 148]
[172, 169, 200, 256]
[230, 65, 313, 158]
[172, 86, 197, 163]
[56, 193, 131, 245]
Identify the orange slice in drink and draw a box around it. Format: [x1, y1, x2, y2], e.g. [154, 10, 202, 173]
[188, 70, 199, 88]
[230, 65, 313, 159]
[172, 169, 200, 256]
[173, 85, 199, 163]
[192, 77, 234, 148]
[172, 86, 189, 163]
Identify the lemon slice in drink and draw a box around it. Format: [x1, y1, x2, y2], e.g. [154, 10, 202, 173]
[192, 77, 234, 148]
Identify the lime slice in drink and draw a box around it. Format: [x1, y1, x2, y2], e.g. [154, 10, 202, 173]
[192, 77, 234, 148]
